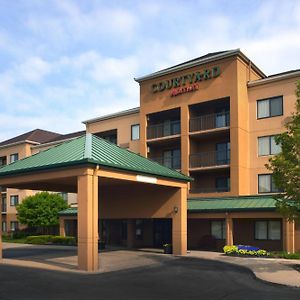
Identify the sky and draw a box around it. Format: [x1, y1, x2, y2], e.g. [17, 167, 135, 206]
[0, 0, 300, 141]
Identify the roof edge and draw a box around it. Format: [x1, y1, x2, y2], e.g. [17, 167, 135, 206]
[31, 136, 84, 149]
[134, 49, 266, 83]
[0, 139, 41, 150]
[248, 69, 300, 87]
[82, 107, 140, 124]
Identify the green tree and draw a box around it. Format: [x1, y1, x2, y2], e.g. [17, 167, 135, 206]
[16, 192, 68, 227]
[267, 81, 300, 221]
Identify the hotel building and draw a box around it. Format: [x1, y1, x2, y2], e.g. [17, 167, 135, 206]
[1, 49, 300, 257]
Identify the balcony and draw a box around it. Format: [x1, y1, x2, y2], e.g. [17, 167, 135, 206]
[147, 120, 181, 140]
[150, 155, 181, 170]
[190, 111, 230, 133]
[190, 150, 230, 170]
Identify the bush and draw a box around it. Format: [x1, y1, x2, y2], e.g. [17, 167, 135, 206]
[51, 236, 76, 246]
[223, 245, 269, 257]
[270, 252, 300, 259]
[26, 235, 52, 245]
[25, 235, 76, 246]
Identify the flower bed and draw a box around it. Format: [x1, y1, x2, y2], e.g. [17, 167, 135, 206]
[223, 245, 270, 257]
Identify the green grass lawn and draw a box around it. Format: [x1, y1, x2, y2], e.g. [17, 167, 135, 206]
[270, 252, 300, 259]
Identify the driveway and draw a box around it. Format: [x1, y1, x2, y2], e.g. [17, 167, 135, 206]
[0, 244, 300, 300]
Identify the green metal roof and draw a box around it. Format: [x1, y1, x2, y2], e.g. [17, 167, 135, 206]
[59, 207, 78, 216]
[0, 133, 191, 182]
[188, 195, 277, 213]
[59, 196, 277, 216]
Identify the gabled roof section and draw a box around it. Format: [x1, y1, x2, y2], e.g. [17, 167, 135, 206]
[0, 129, 61, 148]
[188, 195, 277, 213]
[134, 49, 266, 82]
[0, 134, 191, 182]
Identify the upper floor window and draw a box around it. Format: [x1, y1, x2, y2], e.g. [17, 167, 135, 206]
[10, 153, 19, 164]
[57, 192, 68, 202]
[216, 177, 230, 192]
[131, 124, 140, 140]
[258, 135, 281, 156]
[258, 174, 280, 193]
[257, 96, 283, 119]
[10, 195, 19, 206]
[0, 156, 7, 166]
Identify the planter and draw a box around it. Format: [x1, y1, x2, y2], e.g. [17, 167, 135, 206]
[163, 244, 172, 254]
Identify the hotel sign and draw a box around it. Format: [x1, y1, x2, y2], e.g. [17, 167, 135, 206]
[151, 66, 221, 97]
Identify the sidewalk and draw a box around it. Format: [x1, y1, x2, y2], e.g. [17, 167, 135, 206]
[188, 250, 300, 288]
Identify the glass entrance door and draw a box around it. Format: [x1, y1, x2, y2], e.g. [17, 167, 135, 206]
[153, 219, 172, 248]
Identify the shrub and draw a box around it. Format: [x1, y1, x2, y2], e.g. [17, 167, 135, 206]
[223, 245, 269, 257]
[51, 236, 76, 246]
[25, 235, 76, 245]
[26, 235, 52, 245]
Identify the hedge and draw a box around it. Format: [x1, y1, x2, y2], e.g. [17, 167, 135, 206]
[26, 235, 76, 245]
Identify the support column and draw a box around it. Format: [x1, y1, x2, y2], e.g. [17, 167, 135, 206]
[283, 219, 295, 253]
[127, 219, 135, 248]
[59, 217, 66, 237]
[77, 170, 99, 271]
[0, 192, 2, 260]
[225, 213, 233, 246]
[172, 187, 187, 255]
[180, 105, 190, 176]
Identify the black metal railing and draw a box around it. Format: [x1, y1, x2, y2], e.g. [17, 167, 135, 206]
[190, 150, 230, 168]
[190, 187, 230, 193]
[147, 120, 181, 139]
[190, 111, 230, 132]
[151, 156, 181, 169]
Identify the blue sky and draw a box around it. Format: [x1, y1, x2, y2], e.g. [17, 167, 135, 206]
[0, 0, 300, 141]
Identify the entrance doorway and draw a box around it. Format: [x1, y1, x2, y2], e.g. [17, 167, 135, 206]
[153, 219, 172, 248]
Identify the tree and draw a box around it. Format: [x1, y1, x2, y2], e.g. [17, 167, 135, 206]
[17, 192, 68, 228]
[267, 81, 300, 221]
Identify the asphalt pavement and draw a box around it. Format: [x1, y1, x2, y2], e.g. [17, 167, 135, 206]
[0, 253, 300, 300]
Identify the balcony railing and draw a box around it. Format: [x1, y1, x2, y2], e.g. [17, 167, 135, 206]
[151, 156, 181, 169]
[190, 111, 230, 132]
[147, 120, 181, 140]
[190, 150, 230, 168]
[190, 187, 230, 194]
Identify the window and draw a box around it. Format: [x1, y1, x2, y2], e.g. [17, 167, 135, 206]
[163, 149, 181, 169]
[0, 156, 7, 166]
[121, 220, 127, 240]
[2, 221, 7, 232]
[258, 136, 281, 156]
[216, 177, 230, 192]
[211, 220, 226, 239]
[255, 220, 281, 240]
[216, 142, 230, 165]
[9, 153, 19, 163]
[257, 96, 283, 119]
[131, 124, 140, 140]
[10, 221, 19, 232]
[135, 219, 143, 240]
[258, 174, 280, 193]
[10, 195, 19, 206]
[1, 194, 7, 212]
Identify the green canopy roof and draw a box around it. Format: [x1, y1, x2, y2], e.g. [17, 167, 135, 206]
[0, 134, 191, 182]
[188, 195, 277, 213]
[59, 195, 277, 216]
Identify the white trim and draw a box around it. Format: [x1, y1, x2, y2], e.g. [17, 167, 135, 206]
[0, 140, 40, 150]
[248, 70, 300, 87]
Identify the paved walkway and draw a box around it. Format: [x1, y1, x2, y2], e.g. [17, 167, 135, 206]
[188, 250, 300, 288]
[1, 243, 300, 287]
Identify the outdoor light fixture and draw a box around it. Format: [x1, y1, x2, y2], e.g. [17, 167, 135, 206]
[173, 206, 178, 213]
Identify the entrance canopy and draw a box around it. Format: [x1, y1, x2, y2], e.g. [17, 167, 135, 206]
[0, 133, 191, 271]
